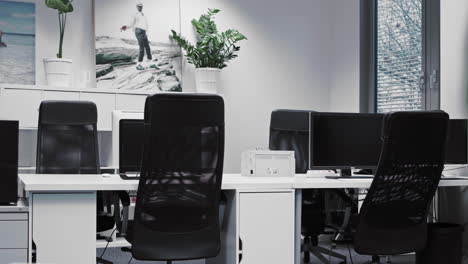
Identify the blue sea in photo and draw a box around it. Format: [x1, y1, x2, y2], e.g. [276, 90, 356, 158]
[0, 0, 36, 85]
[0, 33, 35, 84]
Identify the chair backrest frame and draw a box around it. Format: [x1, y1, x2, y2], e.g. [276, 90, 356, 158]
[131, 93, 225, 261]
[355, 111, 449, 255]
[36, 100, 100, 174]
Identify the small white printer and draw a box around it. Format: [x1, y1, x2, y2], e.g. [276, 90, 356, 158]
[241, 149, 295, 177]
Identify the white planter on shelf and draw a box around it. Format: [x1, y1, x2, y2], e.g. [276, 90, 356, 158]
[43, 58, 72, 87]
[195, 68, 221, 94]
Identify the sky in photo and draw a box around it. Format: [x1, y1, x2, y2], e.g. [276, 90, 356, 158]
[0, 0, 35, 35]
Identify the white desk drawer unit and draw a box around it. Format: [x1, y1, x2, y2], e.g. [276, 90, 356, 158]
[0, 207, 29, 264]
[0, 220, 28, 248]
[0, 249, 28, 263]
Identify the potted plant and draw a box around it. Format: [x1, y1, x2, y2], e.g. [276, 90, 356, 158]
[43, 0, 74, 87]
[171, 9, 247, 94]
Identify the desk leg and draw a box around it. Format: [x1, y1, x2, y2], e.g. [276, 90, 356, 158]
[295, 190, 302, 264]
[32, 192, 96, 264]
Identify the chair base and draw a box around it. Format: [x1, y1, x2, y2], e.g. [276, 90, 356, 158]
[370, 255, 392, 264]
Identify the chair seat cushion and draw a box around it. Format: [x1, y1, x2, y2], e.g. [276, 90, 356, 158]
[125, 220, 220, 261]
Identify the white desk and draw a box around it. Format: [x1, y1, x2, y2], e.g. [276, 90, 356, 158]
[19, 174, 468, 264]
[292, 175, 468, 264]
[19, 173, 295, 264]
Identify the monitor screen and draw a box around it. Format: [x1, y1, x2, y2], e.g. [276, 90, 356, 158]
[119, 119, 145, 173]
[445, 119, 468, 164]
[0, 121, 18, 167]
[310, 112, 384, 169]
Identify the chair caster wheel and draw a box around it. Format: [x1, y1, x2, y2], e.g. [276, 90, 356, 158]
[339, 261, 347, 264]
[304, 251, 310, 263]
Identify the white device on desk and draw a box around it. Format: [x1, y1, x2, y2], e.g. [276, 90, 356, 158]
[306, 170, 338, 178]
[241, 150, 295, 177]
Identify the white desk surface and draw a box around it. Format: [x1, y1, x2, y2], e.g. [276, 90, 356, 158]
[19, 173, 295, 192]
[294, 175, 468, 189]
[19, 174, 468, 192]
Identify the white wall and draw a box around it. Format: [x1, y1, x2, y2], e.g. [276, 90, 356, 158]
[440, 0, 468, 118]
[31, 0, 334, 172]
[327, 0, 360, 112]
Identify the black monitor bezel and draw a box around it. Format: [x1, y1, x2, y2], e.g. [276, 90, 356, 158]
[119, 119, 145, 173]
[309, 112, 384, 170]
[445, 119, 468, 165]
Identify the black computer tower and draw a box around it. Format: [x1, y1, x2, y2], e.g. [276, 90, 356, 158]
[0, 121, 18, 205]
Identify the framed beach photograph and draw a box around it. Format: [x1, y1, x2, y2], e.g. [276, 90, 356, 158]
[95, 0, 182, 91]
[0, 0, 35, 85]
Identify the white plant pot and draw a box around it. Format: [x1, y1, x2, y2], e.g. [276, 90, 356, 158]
[195, 68, 221, 94]
[43, 58, 72, 87]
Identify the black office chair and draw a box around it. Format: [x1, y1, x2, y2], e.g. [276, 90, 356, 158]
[124, 93, 225, 263]
[36, 101, 130, 264]
[355, 111, 449, 262]
[269, 109, 347, 264]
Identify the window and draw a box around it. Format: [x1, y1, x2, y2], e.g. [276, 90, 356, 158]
[360, 0, 440, 113]
[376, 0, 423, 112]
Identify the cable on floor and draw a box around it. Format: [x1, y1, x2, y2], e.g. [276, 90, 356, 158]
[99, 212, 124, 260]
[128, 256, 133, 264]
[99, 227, 118, 260]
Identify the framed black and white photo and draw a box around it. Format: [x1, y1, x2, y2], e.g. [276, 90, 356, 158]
[95, 0, 182, 91]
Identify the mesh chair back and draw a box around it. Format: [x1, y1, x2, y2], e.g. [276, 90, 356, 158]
[131, 93, 224, 261]
[355, 111, 449, 255]
[36, 101, 100, 174]
[269, 110, 311, 173]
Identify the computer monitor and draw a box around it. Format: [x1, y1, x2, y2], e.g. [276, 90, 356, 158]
[111, 110, 144, 171]
[0, 120, 18, 205]
[445, 119, 468, 164]
[309, 112, 384, 170]
[119, 119, 145, 174]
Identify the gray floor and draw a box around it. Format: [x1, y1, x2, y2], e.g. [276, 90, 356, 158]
[97, 242, 417, 264]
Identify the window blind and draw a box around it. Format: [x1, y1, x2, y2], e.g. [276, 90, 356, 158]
[376, 0, 423, 113]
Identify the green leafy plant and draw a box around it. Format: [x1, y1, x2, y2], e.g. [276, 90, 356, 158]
[171, 9, 247, 69]
[45, 0, 74, 58]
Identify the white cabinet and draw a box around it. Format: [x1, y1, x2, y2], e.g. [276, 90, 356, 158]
[43, 90, 80, 101]
[0, 249, 28, 263]
[0, 220, 28, 248]
[0, 88, 41, 128]
[239, 191, 295, 264]
[0, 85, 153, 130]
[116, 94, 147, 112]
[0, 210, 28, 264]
[80, 92, 116, 130]
[209, 190, 295, 264]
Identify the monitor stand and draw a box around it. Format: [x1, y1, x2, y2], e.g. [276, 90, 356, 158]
[325, 169, 351, 179]
[341, 168, 352, 177]
[325, 168, 374, 179]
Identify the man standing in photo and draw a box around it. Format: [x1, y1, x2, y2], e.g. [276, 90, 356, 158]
[0, 30, 6, 47]
[120, 1, 156, 70]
